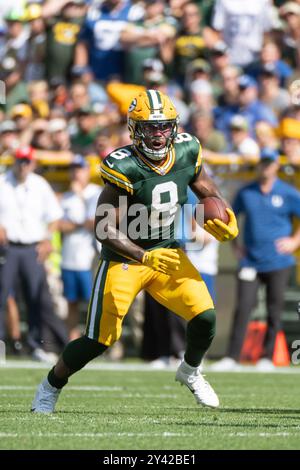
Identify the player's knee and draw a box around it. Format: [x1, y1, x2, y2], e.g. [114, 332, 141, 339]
[189, 309, 216, 340]
[62, 335, 108, 372]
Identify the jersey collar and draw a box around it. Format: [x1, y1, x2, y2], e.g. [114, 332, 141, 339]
[134, 146, 175, 175]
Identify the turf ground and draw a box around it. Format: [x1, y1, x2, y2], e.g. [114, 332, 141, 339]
[0, 362, 300, 450]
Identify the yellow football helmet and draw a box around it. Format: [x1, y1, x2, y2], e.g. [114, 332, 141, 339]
[128, 89, 179, 161]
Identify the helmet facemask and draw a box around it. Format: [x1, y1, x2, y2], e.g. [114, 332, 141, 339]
[129, 118, 179, 161]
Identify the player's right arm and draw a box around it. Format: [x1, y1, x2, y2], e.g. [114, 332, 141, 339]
[94, 184, 180, 275]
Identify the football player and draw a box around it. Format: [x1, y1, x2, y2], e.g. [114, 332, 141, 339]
[32, 90, 238, 412]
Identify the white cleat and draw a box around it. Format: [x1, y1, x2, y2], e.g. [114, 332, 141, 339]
[175, 360, 219, 408]
[210, 357, 239, 372]
[255, 358, 276, 372]
[31, 378, 61, 413]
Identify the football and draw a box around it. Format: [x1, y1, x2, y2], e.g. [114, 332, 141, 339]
[201, 196, 229, 224]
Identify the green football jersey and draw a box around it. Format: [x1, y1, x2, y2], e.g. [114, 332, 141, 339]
[100, 133, 202, 262]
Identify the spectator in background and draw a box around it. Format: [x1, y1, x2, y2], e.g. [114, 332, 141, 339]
[31, 120, 53, 151]
[75, 0, 142, 83]
[0, 121, 19, 156]
[184, 187, 219, 302]
[190, 109, 227, 153]
[184, 58, 211, 95]
[28, 81, 50, 119]
[279, 117, 300, 164]
[94, 130, 115, 160]
[10, 104, 34, 145]
[121, 0, 176, 85]
[49, 119, 71, 151]
[189, 79, 214, 113]
[228, 115, 260, 163]
[58, 155, 101, 340]
[24, 3, 47, 82]
[71, 106, 100, 155]
[279, 1, 300, 70]
[70, 81, 91, 113]
[0, 56, 28, 112]
[209, 41, 230, 98]
[246, 40, 293, 88]
[212, 0, 272, 68]
[212, 148, 300, 371]
[258, 64, 291, 117]
[217, 64, 240, 107]
[172, 2, 209, 86]
[255, 121, 279, 151]
[0, 6, 29, 68]
[215, 75, 277, 140]
[0, 146, 66, 360]
[43, 0, 86, 82]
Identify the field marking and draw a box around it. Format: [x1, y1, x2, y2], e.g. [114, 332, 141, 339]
[1, 360, 300, 374]
[229, 432, 300, 437]
[0, 386, 122, 391]
[0, 431, 192, 439]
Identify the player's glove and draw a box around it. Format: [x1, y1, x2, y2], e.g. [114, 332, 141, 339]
[204, 208, 239, 242]
[142, 248, 180, 275]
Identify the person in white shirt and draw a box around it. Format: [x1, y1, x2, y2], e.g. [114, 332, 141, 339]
[212, 0, 272, 67]
[0, 146, 67, 360]
[58, 154, 102, 340]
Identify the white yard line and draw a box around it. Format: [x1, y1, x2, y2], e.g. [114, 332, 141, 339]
[0, 360, 300, 373]
[0, 431, 192, 438]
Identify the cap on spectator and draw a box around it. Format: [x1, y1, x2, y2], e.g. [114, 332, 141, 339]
[70, 154, 89, 168]
[279, 2, 300, 17]
[259, 63, 280, 78]
[4, 7, 27, 22]
[10, 104, 33, 119]
[190, 79, 213, 95]
[230, 115, 249, 131]
[260, 148, 279, 162]
[48, 118, 67, 133]
[15, 146, 35, 161]
[211, 41, 228, 55]
[25, 4, 42, 21]
[0, 120, 17, 134]
[238, 75, 257, 89]
[189, 59, 211, 74]
[277, 117, 300, 139]
[142, 58, 164, 73]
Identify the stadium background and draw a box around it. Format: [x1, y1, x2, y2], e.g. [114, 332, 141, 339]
[1, 0, 300, 361]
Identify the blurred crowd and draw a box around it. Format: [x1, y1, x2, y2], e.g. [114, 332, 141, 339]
[1, 0, 300, 365]
[1, 0, 300, 163]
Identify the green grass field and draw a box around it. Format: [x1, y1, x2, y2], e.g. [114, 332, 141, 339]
[1, 364, 300, 450]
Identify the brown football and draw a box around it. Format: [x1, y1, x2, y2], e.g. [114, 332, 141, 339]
[201, 197, 229, 224]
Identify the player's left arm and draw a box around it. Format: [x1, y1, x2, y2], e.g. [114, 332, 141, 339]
[190, 166, 239, 242]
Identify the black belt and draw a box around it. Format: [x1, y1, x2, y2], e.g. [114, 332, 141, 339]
[9, 241, 38, 247]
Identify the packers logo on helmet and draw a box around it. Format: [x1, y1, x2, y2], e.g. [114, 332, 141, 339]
[128, 90, 179, 161]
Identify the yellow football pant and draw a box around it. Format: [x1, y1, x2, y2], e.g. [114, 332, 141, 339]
[86, 249, 214, 346]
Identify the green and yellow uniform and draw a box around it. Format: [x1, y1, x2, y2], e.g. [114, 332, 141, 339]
[86, 132, 214, 345]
